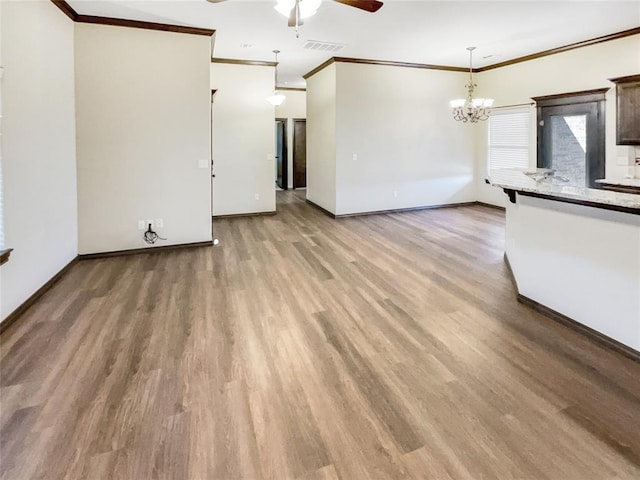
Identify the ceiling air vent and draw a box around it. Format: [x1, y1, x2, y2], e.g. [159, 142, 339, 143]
[303, 40, 346, 53]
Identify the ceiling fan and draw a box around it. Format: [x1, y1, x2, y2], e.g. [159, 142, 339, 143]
[205, 0, 383, 32]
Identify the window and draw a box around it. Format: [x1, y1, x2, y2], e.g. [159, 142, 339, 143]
[487, 108, 530, 173]
[533, 89, 606, 188]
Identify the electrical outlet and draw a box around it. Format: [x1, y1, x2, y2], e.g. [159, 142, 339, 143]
[255, 193, 260, 200]
[137, 220, 145, 230]
[155, 218, 164, 229]
[352, 153, 358, 161]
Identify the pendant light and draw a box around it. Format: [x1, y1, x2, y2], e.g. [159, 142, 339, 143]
[450, 47, 494, 123]
[266, 50, 286, 106]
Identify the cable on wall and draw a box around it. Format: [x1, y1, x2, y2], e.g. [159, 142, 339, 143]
[143, 224, 166, 245]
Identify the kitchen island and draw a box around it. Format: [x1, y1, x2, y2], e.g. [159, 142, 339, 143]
[490, 170, 640, 357]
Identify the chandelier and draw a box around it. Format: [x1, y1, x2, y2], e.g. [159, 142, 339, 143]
[266, 50, 286, 106]
[450, 47, 494, 123]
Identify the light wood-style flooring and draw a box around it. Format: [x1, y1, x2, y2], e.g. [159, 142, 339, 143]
[2, 190, 640, 479]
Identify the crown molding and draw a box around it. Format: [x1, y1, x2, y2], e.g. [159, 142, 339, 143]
[50, 0, 215, 37]
[76, 15, 215, 36]
[277, 86, 306, 92]
[51, 0, 77, 20]
[211, 58, 277, 67]
[333, 57, 469, 73]
[51, 1, 638, 82]
[478, 26, 640, 72]
[303, 58, 336, 80]
[304, 26, 640, 80]
[303, 57, 468, 80]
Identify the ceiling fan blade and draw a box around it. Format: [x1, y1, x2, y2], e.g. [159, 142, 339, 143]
[331, 0, 383, 13]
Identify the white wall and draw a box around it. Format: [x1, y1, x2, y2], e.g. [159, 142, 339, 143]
[211, 63, 276, 216]
[334, 62, 475, 215]
[75, 24, 212, 254]
[1, 0, 3, 254]
[275, 90, 306, 189]
[306, 64, 337, 213]
[477, 35, 640, 207]
[1, 0, 78, 321]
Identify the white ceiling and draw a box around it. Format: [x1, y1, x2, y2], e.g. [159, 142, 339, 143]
[69, 0, 640, 87]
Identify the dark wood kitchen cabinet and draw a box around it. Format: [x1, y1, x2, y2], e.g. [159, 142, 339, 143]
[610, 74, 640, 145]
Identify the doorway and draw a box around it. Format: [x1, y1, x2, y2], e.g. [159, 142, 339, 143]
[293, 119, 307, 189]
[534, 89, 606, 188]
[275, 118, 288, 190]
[211, 89, 217, 227]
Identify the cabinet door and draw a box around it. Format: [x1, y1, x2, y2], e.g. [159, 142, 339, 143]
[616, 78, 640, 145]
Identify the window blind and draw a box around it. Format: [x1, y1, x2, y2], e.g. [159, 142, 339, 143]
[488, 109, 530, 172]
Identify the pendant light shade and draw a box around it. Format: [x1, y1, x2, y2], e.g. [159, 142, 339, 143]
[267, 93, 286, 106]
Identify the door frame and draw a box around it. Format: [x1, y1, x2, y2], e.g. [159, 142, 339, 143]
[533, 89, 607, 188]
[210, 89, 217, 231]
[292, 118, 306, 189]
[276, 118, 288, 190]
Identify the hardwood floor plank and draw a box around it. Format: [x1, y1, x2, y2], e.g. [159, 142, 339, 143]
[1, 190, 640, 479]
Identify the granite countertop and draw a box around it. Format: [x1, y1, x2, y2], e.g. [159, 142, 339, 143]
[489, 170, 640, 211]
[595, 178, 640, 188]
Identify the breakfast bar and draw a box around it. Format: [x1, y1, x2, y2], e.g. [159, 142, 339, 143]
[490, 170, 640, 356]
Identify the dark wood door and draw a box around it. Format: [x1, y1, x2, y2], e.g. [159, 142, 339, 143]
[293, 119, 306, 188]
[538, 102, 604, 188]
[275, 119, 287, 190]
[534, 90, 606, 189]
